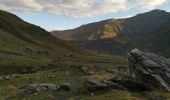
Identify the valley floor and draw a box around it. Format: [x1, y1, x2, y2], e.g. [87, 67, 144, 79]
[0, 54, 169, 100]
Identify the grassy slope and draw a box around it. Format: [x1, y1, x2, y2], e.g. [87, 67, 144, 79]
[0, 10, 84, 69]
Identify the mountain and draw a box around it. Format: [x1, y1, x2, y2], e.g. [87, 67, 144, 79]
[52, 9, 170, 56]
[52, 9, 170, 41]
[0, 10, 88, 73]
[0, 10, 84, 56]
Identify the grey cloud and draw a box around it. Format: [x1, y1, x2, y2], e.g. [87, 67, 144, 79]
[0, 0, 167, 18]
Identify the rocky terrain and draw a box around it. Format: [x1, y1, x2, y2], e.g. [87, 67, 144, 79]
[85, 49, 170, 92]
[1, 48, 170, 99]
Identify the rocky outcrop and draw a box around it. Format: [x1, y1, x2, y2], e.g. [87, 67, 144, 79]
[85, 78, 150, 92]
[128, 49, 170, 91]
[84, 70, 150, 92]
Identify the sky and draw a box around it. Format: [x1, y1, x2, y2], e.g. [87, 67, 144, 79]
[0, 0, 170, 31]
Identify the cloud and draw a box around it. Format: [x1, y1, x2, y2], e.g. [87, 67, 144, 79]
[0, 0, 42, 12]
[130, 0, 167, 9]
[47, 27, 65, 31]
[118, 15, 133, 19]
[0, 0, 167, 18]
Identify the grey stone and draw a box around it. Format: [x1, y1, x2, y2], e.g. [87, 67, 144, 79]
[84, 78, 109, 92]
[128, 49, 170, 91]
[19, 84, 58, 94]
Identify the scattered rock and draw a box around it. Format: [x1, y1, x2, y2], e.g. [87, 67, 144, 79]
[0, 76, 3, 80]
[104, 80, 125, 90]
[4, 76, 10, 80]
[19, 85, 37, 94]
[19, 83, 72, 94]
[128, 49, 170, 91]
[36, 84, 57, 92]
[19, 84, 58, 94]
[0, 75, 11, 80]
[84, 78, 109, 92]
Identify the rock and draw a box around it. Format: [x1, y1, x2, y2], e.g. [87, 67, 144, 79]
[0, 76, 3, 80]
[19, 84, 58, 94]
[36, 84, 57, 92]
[4, 76, 10, 80]
[48, 95, 55, 99]
[104, 80, 125, 90]
[0, 76, 10, 80]
[110, 79, 150, 91]
[84, 69, 150, 92]
[19, 83, 72, 94]
[19, 85, 37, 94]
[84, 78, 109, 92]
[128, 49, 170, 91]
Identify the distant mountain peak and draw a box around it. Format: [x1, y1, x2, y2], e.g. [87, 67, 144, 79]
[135, 9, 169, 17]
[150, 9, 167, 13]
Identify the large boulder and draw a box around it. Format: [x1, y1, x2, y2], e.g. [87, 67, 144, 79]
[84, 70, 150, 92]
[128, 49, 170, 91]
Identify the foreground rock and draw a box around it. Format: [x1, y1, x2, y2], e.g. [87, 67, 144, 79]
[19, 83, 71, 94]
[84, 79, 110, 91]
[84, 70, 150, 92]
[19, 84, 58, 94]
[128, 49, 170, 91]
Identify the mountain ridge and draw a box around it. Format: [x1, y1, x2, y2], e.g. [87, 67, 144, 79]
[52, 9, 170, 41]
[51, 9, 170, 56]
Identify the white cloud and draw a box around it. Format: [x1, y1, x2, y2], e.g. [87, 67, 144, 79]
[0, 0, 167, 18]
[0, 0, 42, 12]
[43, 25, 66, 31]
[118, 15, 133, 19]
[129, 0, 167, 9]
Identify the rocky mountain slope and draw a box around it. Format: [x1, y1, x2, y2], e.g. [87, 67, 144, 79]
[52, 9, 170, 56]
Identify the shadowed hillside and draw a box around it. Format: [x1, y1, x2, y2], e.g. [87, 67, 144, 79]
[52, 9, 170, 56]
